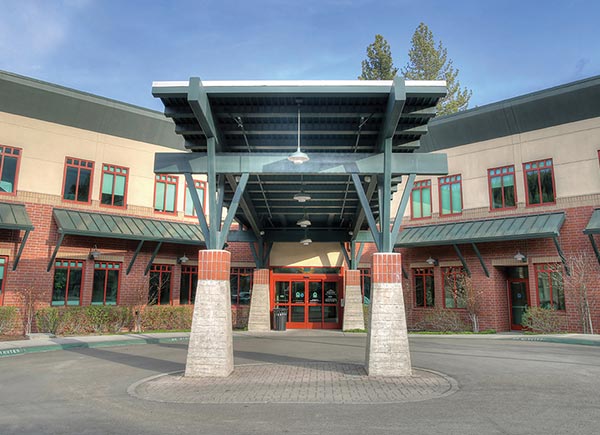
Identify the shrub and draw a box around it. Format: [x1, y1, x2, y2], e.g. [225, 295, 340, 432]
[140, 305, 193, 331]
[36, 307, 61, 335]
[416, 307, 468, 332]
[522, 307, 563, 334]
[0, 306, 18, 334]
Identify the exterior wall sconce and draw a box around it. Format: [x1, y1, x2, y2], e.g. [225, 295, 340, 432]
[89, 245, 101, 260]
[178, 254, 189, 264]
[513, 252, 527, 262]
[426, 256, 438, 266]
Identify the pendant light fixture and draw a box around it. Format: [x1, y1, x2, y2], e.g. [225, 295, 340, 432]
[287, 105, 309, 165]
[293, 175, 311, 202]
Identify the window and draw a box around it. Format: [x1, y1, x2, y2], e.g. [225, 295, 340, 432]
[359, 268, 371, 304]
[154, 175, 178, 214]
[411, 180, 432, 219]
[92, 262, 120, 305]
[180, 265, 198, 305]
[184, 179, 207, 217]
[52, 260, 84, 306]
[414, 268, 435, 308]
[535, 263, 565, 310]
[488, 165, 516, 210]
[100, 164, 128, 208]
[524, 159, 555, 206]
[439, 175, 462, 216]
[148, 264, 172, 305]
[0, 257, 6, 305]
[230, 267, 253, 305]
[63, 157, 94, 203]
[443, 267, 466, 308]
[0, 145, 21, 195]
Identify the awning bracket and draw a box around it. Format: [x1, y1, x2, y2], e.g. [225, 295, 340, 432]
[339, 242, 351, 269]
[47, 233, 65, 272]
[553, 237, 570, 276]
[144, 242, 163, 276]
[453, 244, 471, 277]
[126, 240, 144, 275]
[471, 242, 489, 278]
[351, 173, 382, 251]
[588, 234, 600, 267]
[12, 229, 30, 271]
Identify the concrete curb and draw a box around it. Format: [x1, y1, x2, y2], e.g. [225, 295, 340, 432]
[507, 336, 600, 347]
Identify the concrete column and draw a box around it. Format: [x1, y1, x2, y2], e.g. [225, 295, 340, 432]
[247, 269, 271, 332]
[342, 269, 365, 331]
[185, 250, 233, 377]
[365, 253, 412, 377]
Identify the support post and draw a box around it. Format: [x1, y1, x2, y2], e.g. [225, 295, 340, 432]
[343, 269, 365, 331]
[186, 250, 233, 377]
[47, 233, 65, 272]
[207, 137, 218, 249]
[12, 229, 30, 271]
[471, 243, 490, 278]
[365, 253, 411, 376]
[453, 244, 471, 277]
[247, 269, 271, 332]
[126, 240, 144, 275]
[380, 138, 393, 252]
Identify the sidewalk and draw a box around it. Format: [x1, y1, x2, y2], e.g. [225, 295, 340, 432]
[1, 330, 599, 358]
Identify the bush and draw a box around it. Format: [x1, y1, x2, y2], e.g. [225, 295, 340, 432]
[36, 306, 135, 336]
[36, 307, 61, 335]
[416, 307, 468, 332]
[522, 307, 563, 334]
[140, 305, 193, 331]
[0, 306, 18, 334]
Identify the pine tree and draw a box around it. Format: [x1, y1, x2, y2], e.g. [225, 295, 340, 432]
[358, 34, 398, 80]
[401, 23, 472, 115]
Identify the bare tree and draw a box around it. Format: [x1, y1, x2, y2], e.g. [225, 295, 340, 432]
[455, 274, 483, 333]
[565, 252, 596, 334]
[14, 287, 38, 336]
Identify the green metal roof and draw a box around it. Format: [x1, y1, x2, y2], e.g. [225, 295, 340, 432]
[396, 212, 565, 247]
[53, 208, 204, 246]
[583, 209, 600, 234]
[0, 202, 34, 231]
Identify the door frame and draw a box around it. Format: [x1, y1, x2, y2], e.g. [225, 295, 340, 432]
[507, 278, 530, 330]
[270, 271, 343, 329]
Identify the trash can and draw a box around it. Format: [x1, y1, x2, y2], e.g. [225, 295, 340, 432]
[273, 307, 288, 331]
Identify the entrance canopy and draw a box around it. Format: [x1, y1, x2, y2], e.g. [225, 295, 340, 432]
[152, 78, 447, 250]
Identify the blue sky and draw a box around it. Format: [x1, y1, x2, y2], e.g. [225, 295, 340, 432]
[1, 0, 598, 111]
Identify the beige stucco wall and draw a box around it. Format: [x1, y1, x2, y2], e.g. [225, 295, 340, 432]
[0, 111, 209, 220]
[270, 243, 344, 267]
[393, 116, 600, 219]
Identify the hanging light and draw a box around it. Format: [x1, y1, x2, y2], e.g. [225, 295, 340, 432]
[293, 192, 311, 202]
[425, 256, 438, 266]
[296, 218, 311, 228]
[287, 105, 309, 164]
[300, 238, 312, 246]
[513, 252, 527, 262]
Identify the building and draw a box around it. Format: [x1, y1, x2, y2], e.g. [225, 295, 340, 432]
[0, 70, 599, 333]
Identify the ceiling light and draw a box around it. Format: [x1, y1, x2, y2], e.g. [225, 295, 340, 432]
[288, 105, 309, 164]
[293, 192, 311, 202]
[296, 218, 312, 228]
[300, 238, 312, 246]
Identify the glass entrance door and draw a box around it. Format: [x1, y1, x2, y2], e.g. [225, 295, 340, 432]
[508, 279, 529, 330]
[273, 276, 341, 329]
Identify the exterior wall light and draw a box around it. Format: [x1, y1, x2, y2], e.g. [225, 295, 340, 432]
[513, 252, 527, 262]
[178, 254, 189, 264]
[425, 256, 438, 266]
[89, 245, 101, 260]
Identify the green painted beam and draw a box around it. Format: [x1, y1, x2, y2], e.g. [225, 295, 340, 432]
[453, 244, 471, 278]
[47, 233, 65, 272]
[380, 138, 393, 252]
[12, 229, 30, 271]
[588, 234, 600, 267]
[390, 174, 415, 245]
[225, 174, 262, 239]
[352, 174, 381, 251]
[339, 242, 351, 268]
[187, 77, 222, 150]
[226, 230, 258, 242]
[183, 172, 210, 243]
[553, 237, 570, 276]
[378, 77, 406, 152]
[144, 242, 163, 276]
[126, 240, 144, 275]
[218, 173, 249, 249]
[154, 152, 448, 176]
[263, 229, 351, 243]
[471, 242, 490, 278]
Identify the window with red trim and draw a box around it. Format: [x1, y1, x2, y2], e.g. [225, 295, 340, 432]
[92, 262, 121, 305]
[411, 180, 432, 219]
[359, 268, 371, 304]
[149, 264, 172, 305]
[439, 174, 462, 216]
[414, 268, 435, 307]
[0, 257, 7, 305]
[52, 260, 84, 306]
[100, 164, 128, 208]
[0, 145, 21, 195]
[180, 265, 198, 305]
[523, 159, 555, 206]
[230, 267, 253, 305]
[184, 179, 207, 217]
[154, 175, 178, 214]
[63, 157, 94, 203]
[488, 165, 516, 210]
[443, 266, 466, 308]
[535, 263, 565, 310]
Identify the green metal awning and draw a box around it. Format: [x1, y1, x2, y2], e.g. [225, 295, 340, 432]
[0, 202, 34, 231]
[0, 202, 34, 270]
[583, 209, 600, 234]
[53, 208, 204, 245]
[396, 212, 566, 247]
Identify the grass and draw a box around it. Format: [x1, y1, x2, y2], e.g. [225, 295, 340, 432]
[410, 329, 497, 335]
[343, 329, 367, 333]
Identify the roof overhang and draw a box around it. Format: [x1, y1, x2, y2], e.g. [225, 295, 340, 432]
[0, 202, 34, 270]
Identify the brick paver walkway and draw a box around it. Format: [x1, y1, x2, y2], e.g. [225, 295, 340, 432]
[129, 362, 458, 404]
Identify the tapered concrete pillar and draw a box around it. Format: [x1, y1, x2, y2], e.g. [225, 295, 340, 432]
[365, 253, 412, 376]
[342, 269, 365, 331]
[247, 269, 271, 332]
[185, 250, 233, 377]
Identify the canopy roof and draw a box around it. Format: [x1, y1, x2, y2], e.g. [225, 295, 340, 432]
[0, 202, 34, 231]
[53, 208, 204, 245]
[396, 212, 566, 247]
[152, 78, 446, 242]
[583, 209, 600, 235]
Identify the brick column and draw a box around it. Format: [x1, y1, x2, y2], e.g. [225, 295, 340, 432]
[247, 269, 271, 332]
[342, 269, 365, 331]
[185, 250, 233, 377]
[365, 253, 411, 376]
